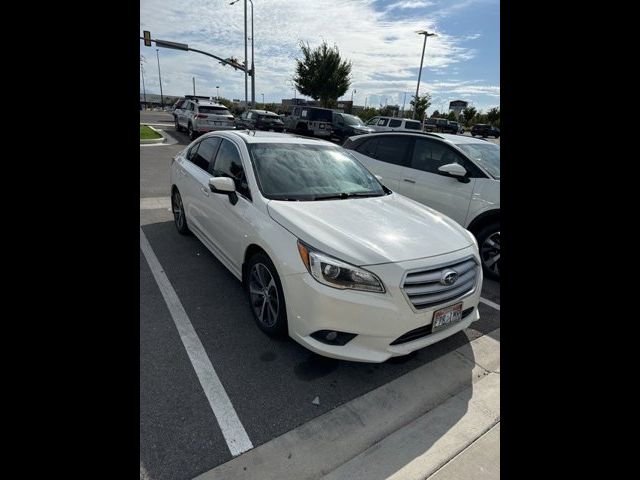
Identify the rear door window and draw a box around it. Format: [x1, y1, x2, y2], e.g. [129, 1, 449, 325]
[389, 119, 402, 128]
[371, 136, 411, 166]
[404, 120, 421, 130]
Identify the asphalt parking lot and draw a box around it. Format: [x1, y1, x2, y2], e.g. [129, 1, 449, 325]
[140, 111, 500, 480]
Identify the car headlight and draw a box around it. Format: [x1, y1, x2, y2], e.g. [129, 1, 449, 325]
[297, 241, 385, 293]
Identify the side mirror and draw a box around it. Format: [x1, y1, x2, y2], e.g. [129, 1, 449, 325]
[437, 163, 470, 183]
[209, 177, 238, 205]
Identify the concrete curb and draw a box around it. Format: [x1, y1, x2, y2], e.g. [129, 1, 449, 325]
[140, 125, 166, 145]
[193, 330, 500, 480]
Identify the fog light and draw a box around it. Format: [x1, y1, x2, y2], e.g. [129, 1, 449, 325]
[310, 330, 357, 346]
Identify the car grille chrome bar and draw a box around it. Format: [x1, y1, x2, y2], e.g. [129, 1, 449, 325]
[402, 257, 478, 309]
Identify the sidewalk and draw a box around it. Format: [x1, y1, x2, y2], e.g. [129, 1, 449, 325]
[194, 329, 500, 480]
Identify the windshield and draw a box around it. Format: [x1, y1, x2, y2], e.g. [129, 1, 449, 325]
[456, 143, 500, 179]
[248, 143, 386, 201]
[198, 106, 232, 115]
[342, 114, 365, 126]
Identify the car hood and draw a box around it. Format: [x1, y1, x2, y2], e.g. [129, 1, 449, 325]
[267, 193, 473, 266]
[351, 126, 376, 133]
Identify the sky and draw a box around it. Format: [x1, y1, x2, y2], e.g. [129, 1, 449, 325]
[140, 0, 499, 115]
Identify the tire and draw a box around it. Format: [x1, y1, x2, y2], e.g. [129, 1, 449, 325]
[476, 222, 500, 281]
[246, 253, 288, 337]
[171, 189, 190, 235]
[188, 122, 197, 140]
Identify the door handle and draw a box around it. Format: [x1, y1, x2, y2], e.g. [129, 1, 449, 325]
[200, 186, 210, 197]
[403, 178, 416, 183]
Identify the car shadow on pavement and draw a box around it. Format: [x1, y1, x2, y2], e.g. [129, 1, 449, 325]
[140, 220, 479, 479]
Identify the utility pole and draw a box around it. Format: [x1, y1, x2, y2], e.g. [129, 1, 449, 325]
[193, 77, 196, 95]
[250, 0, 255, 108]
[244, 0, 248, 108]
[140, 57, 147, 108]
[401, 92, 407, 117]
[156, 48, 164, 109]
[413, 30, 436, 119]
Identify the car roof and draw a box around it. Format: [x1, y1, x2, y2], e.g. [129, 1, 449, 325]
[250, 110, 278, 115]
[348, 131, 496, 146]
[200, 130, 337, 145]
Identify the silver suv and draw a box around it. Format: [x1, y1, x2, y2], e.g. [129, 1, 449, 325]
[175, 97, 236, 140]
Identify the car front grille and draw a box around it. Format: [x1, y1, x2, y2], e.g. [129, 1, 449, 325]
[402, 257, 479, 310]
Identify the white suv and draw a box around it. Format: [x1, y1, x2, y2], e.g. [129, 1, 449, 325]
[170, 131, 482, 362]
[344, 132, 500, 280]
[175, 97, 236, 140]
[364, 116, 423, 132]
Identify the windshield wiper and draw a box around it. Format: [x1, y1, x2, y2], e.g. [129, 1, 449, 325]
[312, 192, 383, 201]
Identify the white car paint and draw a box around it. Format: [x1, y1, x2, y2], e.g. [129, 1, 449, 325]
[348, 133, 500, 229]
[170, 131, 482, 362]
[364, 116, 423, 133]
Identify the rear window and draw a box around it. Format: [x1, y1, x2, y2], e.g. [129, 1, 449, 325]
[198, 106, 232, 115]
[308, 109, 333, 122]
[404, 120, 421, 130]
[425, 118, 437, 125]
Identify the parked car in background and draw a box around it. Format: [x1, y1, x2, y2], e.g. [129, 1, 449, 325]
[448, 121, 464, 134]
[236, 110, 285, 132]
[471, 124, 500, 138]
[424, 118, 458, 134]
[283, 106, 333, 138]
[175, 97, 236, 140]
[170, 130, 482, 362]
[364, 116, 423, 132]
[424, 118, 438, 132]
[343, 132, 500, 280]
[331, 113, 376, 142]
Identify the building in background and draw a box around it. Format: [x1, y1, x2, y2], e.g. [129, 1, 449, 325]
[449, 100, 468, 117]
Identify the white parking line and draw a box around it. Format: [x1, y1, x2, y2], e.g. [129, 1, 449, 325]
[480, 297, 500, 311]
[140, 228, 253, 457]
[140, 197, 171, 210]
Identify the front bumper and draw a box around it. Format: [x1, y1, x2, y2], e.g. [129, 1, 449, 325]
[281, 246, 482, 363]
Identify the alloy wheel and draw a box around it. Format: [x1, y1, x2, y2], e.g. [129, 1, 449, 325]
[249, 263, 279, 328]
[172, 191, 184, 229]
[481, 231, 500, 277]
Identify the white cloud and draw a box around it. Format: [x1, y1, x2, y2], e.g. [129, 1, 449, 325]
[139, 0, 498, 106]
[385, 1, 435, 11]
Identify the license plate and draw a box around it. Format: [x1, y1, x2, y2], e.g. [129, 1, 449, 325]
[432, 302, 463, 333]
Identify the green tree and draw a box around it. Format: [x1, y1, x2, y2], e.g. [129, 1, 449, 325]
[462, 106, 477, 126]
[410, 93, 432, 120]
[358, 107, 379, 122]
[486, 106, 500, 126]
[293, 41, 352, 108]
[447, 111, 457, 121]
[431, 110, 440, 118]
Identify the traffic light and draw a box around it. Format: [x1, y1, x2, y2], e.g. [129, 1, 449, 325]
[143, 30, 151, 47]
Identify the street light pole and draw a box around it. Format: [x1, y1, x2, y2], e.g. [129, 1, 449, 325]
[217, 86, 220, 100]
[413, 30, 436, 120]
[140, 57, 147, 108]
[230, 0, 249, 108]
[261, 93, 264, 106]
[250, 0, 255, 109]
[156, 48, 164, 109]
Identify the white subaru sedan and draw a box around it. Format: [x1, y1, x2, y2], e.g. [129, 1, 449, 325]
[170, 131, 483, 363]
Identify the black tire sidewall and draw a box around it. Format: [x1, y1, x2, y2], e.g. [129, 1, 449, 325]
[171, 190, 190, 235]
[246, 253, 288, 337]
[476, 222, 500, 281]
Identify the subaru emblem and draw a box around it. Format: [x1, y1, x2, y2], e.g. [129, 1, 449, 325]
[441, 270, 459, 286]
